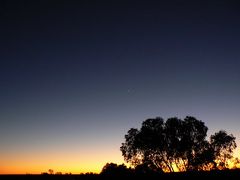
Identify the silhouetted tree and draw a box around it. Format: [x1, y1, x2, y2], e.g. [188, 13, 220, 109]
[101, 163, 131, 176]
[210, 130, 237, 169]
[121, 118, 166, 171]
[177, 116, 215, 171]
[48, 169, 54, 175]
[121, 116, 236, 172]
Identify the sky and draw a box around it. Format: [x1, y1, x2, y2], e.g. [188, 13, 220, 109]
[0, 0, 240, 174]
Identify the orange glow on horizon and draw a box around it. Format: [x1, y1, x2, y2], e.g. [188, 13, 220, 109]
[0, 145, 124, 174]
[0, 158, 125, 174]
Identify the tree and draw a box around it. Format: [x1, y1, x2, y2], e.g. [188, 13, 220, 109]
[120, 116, 236, 172]
[101, 163, 131, 176]
[48, 169, 54, 175]
[121, 117, 167, 171]
[210, 130, 237, 169]
[178, 116, 214, 171]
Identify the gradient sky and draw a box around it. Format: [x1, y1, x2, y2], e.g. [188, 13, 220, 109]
[0, 0, 240, 174]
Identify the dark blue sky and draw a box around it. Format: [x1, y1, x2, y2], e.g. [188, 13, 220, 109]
[0, 0, 240, 173]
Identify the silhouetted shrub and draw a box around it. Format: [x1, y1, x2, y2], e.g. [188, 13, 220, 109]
[101, 163, 132, 176]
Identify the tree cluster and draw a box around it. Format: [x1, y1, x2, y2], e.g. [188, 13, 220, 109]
[120, 116, 236, 172]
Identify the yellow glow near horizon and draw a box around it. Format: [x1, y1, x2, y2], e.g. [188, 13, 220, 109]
[0, 147, 124, 174]
[0, 159, 124, 174]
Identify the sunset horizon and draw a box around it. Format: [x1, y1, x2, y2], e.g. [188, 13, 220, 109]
[1, 0, 240, 177]
[1, 115, 239, 175]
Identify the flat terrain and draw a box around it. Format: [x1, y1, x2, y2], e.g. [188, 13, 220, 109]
[1, 170, 240, 180]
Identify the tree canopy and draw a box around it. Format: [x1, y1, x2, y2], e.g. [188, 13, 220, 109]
[101, 163, 130, 176]
[120, 116, 237, 172]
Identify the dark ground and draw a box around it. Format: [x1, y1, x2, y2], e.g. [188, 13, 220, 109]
[1, 170, 240, 180]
